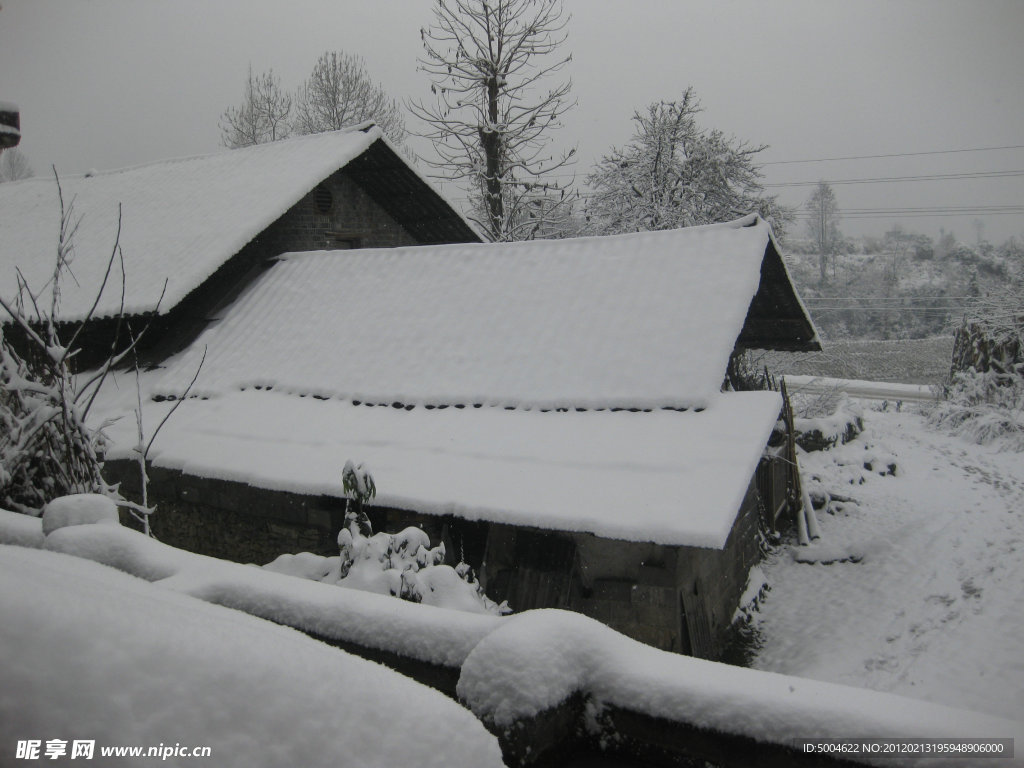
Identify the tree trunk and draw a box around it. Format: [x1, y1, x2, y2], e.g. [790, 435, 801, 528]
[483, 75, 503, 239]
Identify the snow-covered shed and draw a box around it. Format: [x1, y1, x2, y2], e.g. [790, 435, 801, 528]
[0, 123, 481, 368]
[101, 215, 819, 659]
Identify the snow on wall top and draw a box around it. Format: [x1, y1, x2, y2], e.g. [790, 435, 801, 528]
[0, 545, 506, 768]
[156, 216, 773, 410]
[98, 387, 783, 549]
[0, 127, 381, 321]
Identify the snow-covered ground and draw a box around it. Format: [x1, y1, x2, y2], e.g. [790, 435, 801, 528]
[751, 401, 1024, 723]
[3, 504, 1018, 767]
[0, 543, 505, 768]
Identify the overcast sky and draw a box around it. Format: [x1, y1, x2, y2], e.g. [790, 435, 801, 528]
[1, 0, 1022, 243]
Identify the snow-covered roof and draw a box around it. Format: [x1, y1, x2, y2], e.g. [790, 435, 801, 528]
[100, 388, 783, 549]
[0, 126, 477, 322]
[155, 215, 806, 410]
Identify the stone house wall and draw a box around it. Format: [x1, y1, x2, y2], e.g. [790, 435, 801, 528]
[272, 170, 419, 251]
[480, 475, 766, 658]
[105, 450, 778, 660]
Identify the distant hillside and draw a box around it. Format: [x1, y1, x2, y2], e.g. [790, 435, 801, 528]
[781, 233, 1023, 342]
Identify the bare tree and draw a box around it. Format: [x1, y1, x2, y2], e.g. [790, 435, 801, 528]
[585, 89, 791, 238]
[220, 65, 292, 149]
[410, 0, 576, 241]
[805, 181, 841, 282]
[0, 147, 33, 181]
[293, 51, 406, 145]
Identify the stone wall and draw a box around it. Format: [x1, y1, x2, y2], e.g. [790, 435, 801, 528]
[105, 459, 481, 567]
[272, 170, 420, 250]
[675, 482, 764, 657]
[105, 460, 344, 564]
[107, 452, 775, 659]
[482, 470, 771, 659]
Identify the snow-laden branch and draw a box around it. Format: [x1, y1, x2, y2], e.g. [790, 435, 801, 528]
[410, 0, 576, 241]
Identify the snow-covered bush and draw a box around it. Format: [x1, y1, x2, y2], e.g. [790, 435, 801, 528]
[0, 325, 111, 513]
[933, 291, 1024, 450]
[928, 370, 1024, 451]
[265, 462, 509, 615]
[0, 180, 117, 513]
[951, 294, 1023, 377]
[0, 176, 183, 530]
[792, 393, 863, 452]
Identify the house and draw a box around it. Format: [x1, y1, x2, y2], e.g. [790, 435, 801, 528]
[0, 124, 481, 368]
[98, 214, 819, 660]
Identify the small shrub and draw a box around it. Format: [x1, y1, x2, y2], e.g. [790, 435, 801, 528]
[0, 176, 117, 513]
[792, 394, 864, 452]
[937, 292, 1024, 450]
[265, 462, 510, 615]
[928, 370, 1024, 451]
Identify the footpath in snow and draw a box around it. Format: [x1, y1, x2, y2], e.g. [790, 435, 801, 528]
[752, 403, 1024, 723]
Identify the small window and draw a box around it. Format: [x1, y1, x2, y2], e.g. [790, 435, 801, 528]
[314, 183, 333, 214]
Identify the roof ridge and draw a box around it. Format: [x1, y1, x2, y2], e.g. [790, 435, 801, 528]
[54, 124, 384, 181]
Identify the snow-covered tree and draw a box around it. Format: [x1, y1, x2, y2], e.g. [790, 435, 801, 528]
[0, 173, 195, 530]
[805, 181, 841, 282]
[293, 51, 406, 145]
[0, 147, 33, 181]
[584, 88, 791, 238]
[0, 175, 120, 513]
[410, 0, 576, 241]
[220, 66, 292, 149]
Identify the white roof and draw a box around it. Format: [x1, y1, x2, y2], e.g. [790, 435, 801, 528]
[155, 216, 775, 410]
[0, 127, 384, 321]
[98, 387, 783, 549]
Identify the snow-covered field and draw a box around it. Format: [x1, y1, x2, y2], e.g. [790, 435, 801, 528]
[761, 336, 955, 385]
[751, 400, 1024, 723]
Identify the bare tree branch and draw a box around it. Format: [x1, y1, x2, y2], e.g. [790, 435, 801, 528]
[293, 51, 406, 146]
[220, 65, 292, 148]
[410, 0, 576, 241]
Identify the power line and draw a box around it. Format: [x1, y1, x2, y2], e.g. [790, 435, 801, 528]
[792, 205, 1024, 215]
[760, 144, 1024, 166]
[765, 169, 1024, 188]
[535, 143, 1024, 180]
[796, 206, 1024, 214]
[792, 205, 1024, 220]
[793, 213, 1024, 221]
